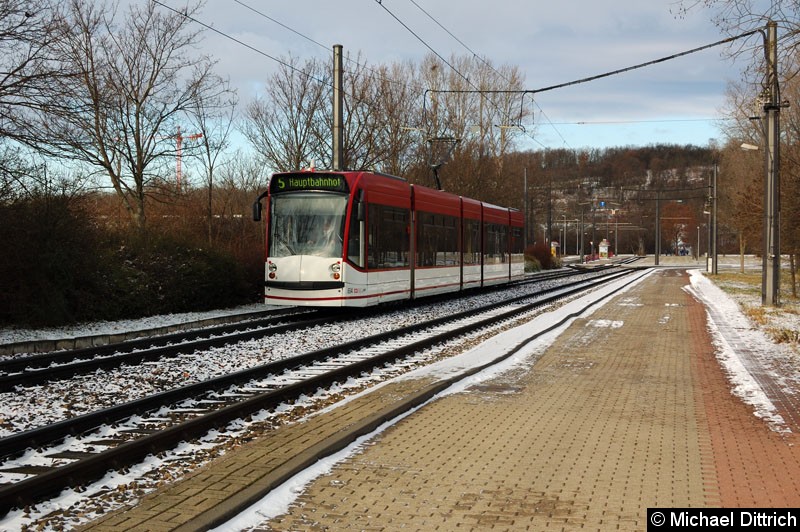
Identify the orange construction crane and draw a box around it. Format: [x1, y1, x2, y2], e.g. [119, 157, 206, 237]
[175, 126, 203, 189]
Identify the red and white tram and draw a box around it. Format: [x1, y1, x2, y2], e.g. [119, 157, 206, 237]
[253, 170, 524, 307]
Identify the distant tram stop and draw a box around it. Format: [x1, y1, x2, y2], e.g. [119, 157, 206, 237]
[598, 239, 610, 259]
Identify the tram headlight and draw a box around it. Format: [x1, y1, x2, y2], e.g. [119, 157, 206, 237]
[330, 262, 341, 280]
[268, 261, 277, 279]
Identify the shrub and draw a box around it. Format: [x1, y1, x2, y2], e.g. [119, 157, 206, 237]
[0, 200, 261, 327]
[0, 196, 112, 326]
[525, 255, 541, 273]
[525, 243, 558, 270]
[88, 234, 259, 320]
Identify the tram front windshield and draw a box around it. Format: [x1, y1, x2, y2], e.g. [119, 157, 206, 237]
[269, 193, 347, 258]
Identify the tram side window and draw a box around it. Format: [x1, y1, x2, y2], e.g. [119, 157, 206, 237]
[347, 202, 364, 268]
[368, 204, 410, 269]
[484, 223, 509, 264]
[511, 226, 524, 263]
[416, 212, 458, 267]
[463, 219, 481, 265]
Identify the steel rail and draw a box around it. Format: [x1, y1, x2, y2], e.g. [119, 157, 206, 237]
[0, 308, 310, 373]
[0, 311, 349, 392]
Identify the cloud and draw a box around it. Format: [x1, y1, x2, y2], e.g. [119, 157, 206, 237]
[154, 0, 746, 148]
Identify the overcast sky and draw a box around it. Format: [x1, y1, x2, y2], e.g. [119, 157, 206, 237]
[155, 0, 763, 151]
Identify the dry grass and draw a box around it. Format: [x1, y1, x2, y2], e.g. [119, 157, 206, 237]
[710, 265, 799, 351]
[770, 328, 800, 344]
[743, 305, 769, 326]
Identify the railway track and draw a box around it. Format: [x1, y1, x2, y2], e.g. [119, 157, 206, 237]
[0, 265, 645, 516]
[0, 308, 341, 391]
[0, 269, 586, 392]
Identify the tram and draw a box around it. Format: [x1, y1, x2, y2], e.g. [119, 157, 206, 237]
[253, 170, 524, 307]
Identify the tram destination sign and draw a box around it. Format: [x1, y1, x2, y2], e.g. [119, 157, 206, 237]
[270, 173, 349, 193]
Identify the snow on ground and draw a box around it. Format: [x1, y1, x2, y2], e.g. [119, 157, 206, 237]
[0, 303, 270, 346]
[686, 270, 800, 433]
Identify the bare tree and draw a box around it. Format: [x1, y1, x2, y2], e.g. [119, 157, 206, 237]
[0, 0, 73, 197]
[244, 49, 529, 197]
[675, 0, 800, 79]
[23, 0, 230, 232]
[717, 46, 800, 292]
[370, 61, 423, 176]
[776, 51, 800, 296]
[336, 52, 392, 172]
[242, 55, 328, 173]
[0, 1, 65, 146]
[185, 73, 237, 244]
[318, 52, 423, 173]
[215, 150, 270, 254]
[244, 52, 426, 176]
[417, 53, 529, 197]
[718, 140, 762, 270]
[681, 1, 800, 294]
